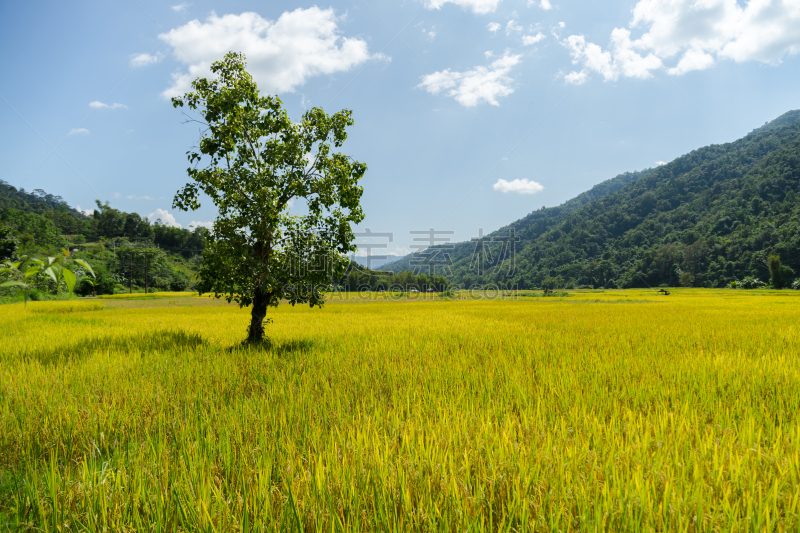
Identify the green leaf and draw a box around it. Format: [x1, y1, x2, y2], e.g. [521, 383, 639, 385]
[0, 280, 27, 288]
[62, 268, 76, 295]
[73, 259, 95, 278]
[24, 266, 40, 280]
[43, 266, 58, 284]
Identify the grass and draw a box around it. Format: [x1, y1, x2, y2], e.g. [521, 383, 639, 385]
[1, 289, 799, 531]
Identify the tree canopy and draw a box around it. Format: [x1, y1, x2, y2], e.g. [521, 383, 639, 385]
[172, 52, 366, 342]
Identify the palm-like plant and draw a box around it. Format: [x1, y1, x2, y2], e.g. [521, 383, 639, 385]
[0, 249, 95, 305]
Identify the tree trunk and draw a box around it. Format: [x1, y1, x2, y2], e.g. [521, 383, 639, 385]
[247, 288, 270, 342]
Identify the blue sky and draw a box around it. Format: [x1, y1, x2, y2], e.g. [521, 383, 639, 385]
[1, 0, 799, 255]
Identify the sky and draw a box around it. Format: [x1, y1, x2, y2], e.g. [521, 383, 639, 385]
[1, 0, 799, 256]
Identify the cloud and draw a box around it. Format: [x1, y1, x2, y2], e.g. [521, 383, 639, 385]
[528, 0, 553, 9]
[667, 47, 716, 75]
[188, 220, 214, 230]
[148, 208, 182, 228]
[424, 0, 501, 14]
[488, 22, 501, 33]
[75, 205, 94, 216]
[68, 128, 90, 136]
[89, 101, 127, 110]
[421, 25, 437, 40]
[171, 3, 190, 12]
[493, 178, 544, 194]
[418, 52, 522, 107]
[563, 29, 662, 83]
[161, 8, 376, 98]
[655, 160, 667, 166]
[126, 195, 153, 200]
[563, 70, 588, 84]
[130, 53, 161, 68]
[563, 0, 800, 83]
[506, 20, 523, 34]
[523, 32, 545, 45]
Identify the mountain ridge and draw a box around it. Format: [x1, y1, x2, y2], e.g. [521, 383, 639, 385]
[381, 109, 800, 289]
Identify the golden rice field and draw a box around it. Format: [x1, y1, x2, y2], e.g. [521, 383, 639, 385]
[1, 289, 799, 532]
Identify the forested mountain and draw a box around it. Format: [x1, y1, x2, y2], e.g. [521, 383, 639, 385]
[382, 110, 800, 289]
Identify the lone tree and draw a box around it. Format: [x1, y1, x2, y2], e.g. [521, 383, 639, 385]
[768, 254, 795, 289]
[172, 52, 366, 343]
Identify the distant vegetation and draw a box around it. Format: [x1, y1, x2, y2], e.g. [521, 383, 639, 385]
[338, 262, 452, 292]
[0, 180, 206, 299]
[383, 110, 800, 290]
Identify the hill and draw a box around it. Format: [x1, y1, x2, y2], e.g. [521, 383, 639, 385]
[381, 110, 800, 289]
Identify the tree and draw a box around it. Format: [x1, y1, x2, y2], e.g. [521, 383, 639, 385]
[172, 52, 366, 343]
[767, 254, 795, 289]
[678, 271, 695, 287]
[0, 227, 17, 261]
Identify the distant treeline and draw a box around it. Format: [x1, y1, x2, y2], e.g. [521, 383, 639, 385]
[0, 180, 205, 295]
[0, 181, 206, 255]
[338, 264, 451, 292]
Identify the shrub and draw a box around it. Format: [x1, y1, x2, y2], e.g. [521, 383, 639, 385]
[740, 276, 766, 289]
[768, 254, 795, 289]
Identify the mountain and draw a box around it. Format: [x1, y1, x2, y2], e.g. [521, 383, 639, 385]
[381, 110, 800, 289]
[350, 254, 403, 269]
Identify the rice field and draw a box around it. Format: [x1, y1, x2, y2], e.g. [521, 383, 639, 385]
[1, 289, 799, 531]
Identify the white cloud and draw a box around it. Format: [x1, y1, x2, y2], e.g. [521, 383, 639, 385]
[418, 52, 522, 107]
[424, 0, 501, 14]
[75, 205, 94, 216]
[488, 22, 501, 33]
[148, 209, 182, 228]
[68, 128, 89, 136]
[188, 220, 214, 230]
[523, 32, 545, 45]
[667, 47, 716, 75]
[493, 178, 544, 194]
[563, 0, 800, 83]
[563, 28, 662, 83]
[161, 8, 376, 98]
[130, 53, 161, 67]
[529, 0, 553, 9]
[506, 20, 523, 34]
[126, 195, 153, 200]
[89, 101, 127, 110]
[655, 160, 667, 166]
[171, 3, 189, 12]
[564, 70, 588, 84]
